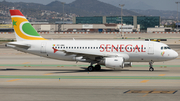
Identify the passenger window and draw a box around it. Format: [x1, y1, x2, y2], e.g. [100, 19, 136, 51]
[144, 47, 146, 49]
[164, 47, 167, 49]
[167, 47, 171, 49]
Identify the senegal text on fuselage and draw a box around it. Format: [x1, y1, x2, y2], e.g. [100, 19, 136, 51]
[100, 44, 146, 52]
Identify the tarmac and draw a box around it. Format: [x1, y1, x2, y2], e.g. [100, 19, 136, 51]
[0, 34, 180, 101]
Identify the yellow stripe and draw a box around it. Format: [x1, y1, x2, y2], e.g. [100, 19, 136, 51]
[143, 89, 156, 97]
[44, 73, 54, 75]
[140, 80, 149, 83]
[12, 17, 46, 40]
[6, 79, 21, 82]
[159, 74, 166, 76]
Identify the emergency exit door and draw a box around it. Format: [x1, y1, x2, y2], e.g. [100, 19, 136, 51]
[148, 43, 154, 55]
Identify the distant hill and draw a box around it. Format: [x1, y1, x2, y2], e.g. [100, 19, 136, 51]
[0, 0, 139, 16]
[68, 0, 139, 16]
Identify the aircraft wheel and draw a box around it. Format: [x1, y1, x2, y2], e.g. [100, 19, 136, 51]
[88, 66, 94, 71]
[95, 65, 101, 71]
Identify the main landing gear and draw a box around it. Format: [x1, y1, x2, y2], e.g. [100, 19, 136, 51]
[149, 62, 154, 71]
[88, 64, 101, 71]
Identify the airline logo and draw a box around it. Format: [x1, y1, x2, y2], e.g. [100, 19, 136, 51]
[10, 10, 46, 40]
[161, 51, 165, 56]
[100, 44, 146, 52]
[52, 44, 59, 53]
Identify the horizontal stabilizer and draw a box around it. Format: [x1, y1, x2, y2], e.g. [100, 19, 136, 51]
[6, 42, 31, 49]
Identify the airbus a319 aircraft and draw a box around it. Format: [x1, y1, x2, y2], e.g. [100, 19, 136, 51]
[6, 10, 178, 71]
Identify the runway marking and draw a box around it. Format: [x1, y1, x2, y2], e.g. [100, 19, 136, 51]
[1, 76, 180, 79]
[22, 62, 30, 64]
[0, 64, 180, 67]
[143, 89, 156, 97]
[43, 73, 54, 75]
[6, 79, 21, 82]
[140, 80, 149, 83]
[124, 90, 177, 95]
[159, 74, 166, 76]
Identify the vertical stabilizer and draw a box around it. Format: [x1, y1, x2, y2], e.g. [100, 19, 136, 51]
[9, 10, 46, 41]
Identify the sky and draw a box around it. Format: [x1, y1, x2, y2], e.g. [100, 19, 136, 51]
[0, 0, 180, 11]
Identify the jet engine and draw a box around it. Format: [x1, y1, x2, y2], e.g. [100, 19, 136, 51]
[105, 57, 124, 69]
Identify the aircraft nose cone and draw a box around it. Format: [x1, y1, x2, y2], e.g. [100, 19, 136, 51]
[172, 51, 178, 59]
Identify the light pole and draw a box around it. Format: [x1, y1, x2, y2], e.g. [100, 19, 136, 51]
[61, 2, 65, 32]
[119, 4, 125, 37]
[176, 2, 180, 31]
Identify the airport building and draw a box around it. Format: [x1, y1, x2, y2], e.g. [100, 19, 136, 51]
[0, 24, 14, 32]
[73, 16, 160, 31]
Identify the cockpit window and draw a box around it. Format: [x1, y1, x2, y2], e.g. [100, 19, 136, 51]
[161, 47, 163, 50]
[161, 46, 171, 50]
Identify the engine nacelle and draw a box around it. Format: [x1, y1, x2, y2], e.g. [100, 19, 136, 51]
[105, 57, 124, 69]
[124, 62, 132, 67]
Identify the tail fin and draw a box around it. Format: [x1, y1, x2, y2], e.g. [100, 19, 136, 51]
[9, 10, 46, 41]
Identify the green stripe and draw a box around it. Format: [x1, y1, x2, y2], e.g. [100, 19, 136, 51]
[0, 64, 180, 67]
[0, 75, 180, 79]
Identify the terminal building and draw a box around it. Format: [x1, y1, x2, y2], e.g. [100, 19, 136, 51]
[73, 16, 160, 31]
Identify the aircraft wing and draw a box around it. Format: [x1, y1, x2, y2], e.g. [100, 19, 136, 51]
[54, 48, 129, 61]
[6, 42, 31, 49]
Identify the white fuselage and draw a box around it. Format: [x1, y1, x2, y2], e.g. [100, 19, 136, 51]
[11, 40, 178, 63]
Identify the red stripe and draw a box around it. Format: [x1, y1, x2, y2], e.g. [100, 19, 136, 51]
[10, 10, 24, 16]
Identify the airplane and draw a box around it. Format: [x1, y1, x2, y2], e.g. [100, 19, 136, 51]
[5, 9, 178, 72]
